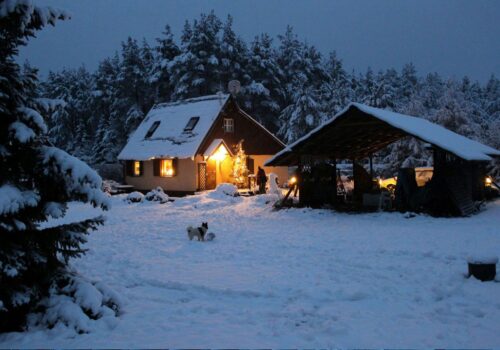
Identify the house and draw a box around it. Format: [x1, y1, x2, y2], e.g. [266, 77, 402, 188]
[266, 102, 500, 216]
[118, 94, 288, 195]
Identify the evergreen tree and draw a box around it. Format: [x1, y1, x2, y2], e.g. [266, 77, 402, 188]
[355, 67, 376, 105]
[398, 62, 419, 107]
[372, 68, 399, 109]
[278, 85, 322, 143]
[91, 54, 122, 165]
[119, 37, 148, 112]
[42, 67, 95, 159]
[152, 25, 180, 102]
[277, 27, 325, 141]
[0, 1, 109, 331]
[432, 80, 479, 139]
[219, 15, 248, 86]
[244, 33, 282, 131]
[171, 12, 222, 99]
[319, 51, 352, 116]
[277, 25, 305, 108]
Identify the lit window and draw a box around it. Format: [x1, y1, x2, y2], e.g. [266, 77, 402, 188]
[133, 161, 141, 176]
[184, 116, 200, 132]
[223, 118, 234, 133]
[145, 121, 160, 138]
[160, 159, 174, 177]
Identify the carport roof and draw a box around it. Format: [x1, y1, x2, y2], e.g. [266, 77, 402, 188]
[266, 103, 500, 166]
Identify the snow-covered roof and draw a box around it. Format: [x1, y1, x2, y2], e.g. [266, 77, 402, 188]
[118, 94, 230, 160]
[203, 139, 233, 157]
[266, 102, 500, 165]
[352, 103, 500, 161]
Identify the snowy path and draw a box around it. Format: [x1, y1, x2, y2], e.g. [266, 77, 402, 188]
[1, 193, 500, 347]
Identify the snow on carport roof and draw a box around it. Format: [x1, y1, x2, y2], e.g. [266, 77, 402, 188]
[353, 103, 500, 161]
[118, 94, 229, 160]
[266, 102, 500, 166]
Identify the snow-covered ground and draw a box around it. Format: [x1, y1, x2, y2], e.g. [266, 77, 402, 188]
[1, 192, 500, 348]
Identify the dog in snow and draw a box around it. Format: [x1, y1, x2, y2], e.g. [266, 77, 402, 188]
[187, 222, 208, 241]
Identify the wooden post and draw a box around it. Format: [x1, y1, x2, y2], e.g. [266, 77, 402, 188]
[352, 158, 356, 194]
[332, 158, 337, 206]
[369, 154, 374, 179]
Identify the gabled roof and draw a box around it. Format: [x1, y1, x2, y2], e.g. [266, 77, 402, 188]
[118, 94, 230, 160]
[266, 102, 500, 166]
[203, 138, 233, 157]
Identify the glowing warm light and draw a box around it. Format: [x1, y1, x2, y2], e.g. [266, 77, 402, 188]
[378, 178, 383, 186]
[485, 177, 492, 185]
[134, 161, 141, 176]
[160, 159, 174, 177]
[210, 145, 228, 161]
[289, 176, 297, 185]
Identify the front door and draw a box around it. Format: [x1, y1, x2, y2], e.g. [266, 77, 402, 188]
[206, 160, 216, 190]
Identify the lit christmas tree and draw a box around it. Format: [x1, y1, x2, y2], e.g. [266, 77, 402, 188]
[232, 140, 249, 187]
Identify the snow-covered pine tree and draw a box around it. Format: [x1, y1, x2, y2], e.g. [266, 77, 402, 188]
[277, 27, 326, 142]
[171, 12, 222, 99]
[420, 72, 444, 111]
[0, 1, 109, 331]
[432, 79, 480, 139]
[372, 68, 400, 109]
[152, 24, 180, 102]
[118, 37, 151, 118]
[354, 67, 376, 105]
[482, 75, 500, 176]
[91, 54, 123, 165]
[278, 84, 322, 144]
[397, 63, 419, 109]
[276, 26, 305, 109]
[139, 38, 156, 110]
[42, 67, 95, 159]
[319, 51, 352, 116]
[219, 15, 249, 87]
[244, 33, 282, 132]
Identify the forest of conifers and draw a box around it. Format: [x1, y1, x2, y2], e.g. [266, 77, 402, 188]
[35, 11, 500, 178]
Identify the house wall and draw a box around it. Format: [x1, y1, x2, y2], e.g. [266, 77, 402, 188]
[250, 155, 289, 186]
[125, 158, 197, 193]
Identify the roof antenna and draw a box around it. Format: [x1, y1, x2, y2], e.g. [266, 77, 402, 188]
[228, 80, 241, 97]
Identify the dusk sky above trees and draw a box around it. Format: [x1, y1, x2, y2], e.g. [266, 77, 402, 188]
[20, 0, 500, 82]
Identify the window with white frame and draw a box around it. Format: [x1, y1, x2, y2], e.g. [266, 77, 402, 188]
[223, 118, 234, 133]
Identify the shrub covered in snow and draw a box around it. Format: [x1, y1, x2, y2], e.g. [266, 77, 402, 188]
[28, 274, 122, 334]
[126, 191, 144, 203]
[213, 183, 239, 197]
[102, 179, 120, 194]
[145, 187, 169, 203]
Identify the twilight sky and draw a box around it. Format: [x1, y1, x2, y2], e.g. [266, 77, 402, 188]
[19, 0, 500, 82]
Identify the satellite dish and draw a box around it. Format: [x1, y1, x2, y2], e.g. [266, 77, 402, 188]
[228, 80, 241, 96]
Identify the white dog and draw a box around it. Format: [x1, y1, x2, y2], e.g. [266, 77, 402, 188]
[186, 222, 208, 241]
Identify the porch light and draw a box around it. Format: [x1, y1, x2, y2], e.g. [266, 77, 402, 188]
[289, 176, 297, 185]
[485, 176, 492, 186]
[210, 144, 228, 162]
